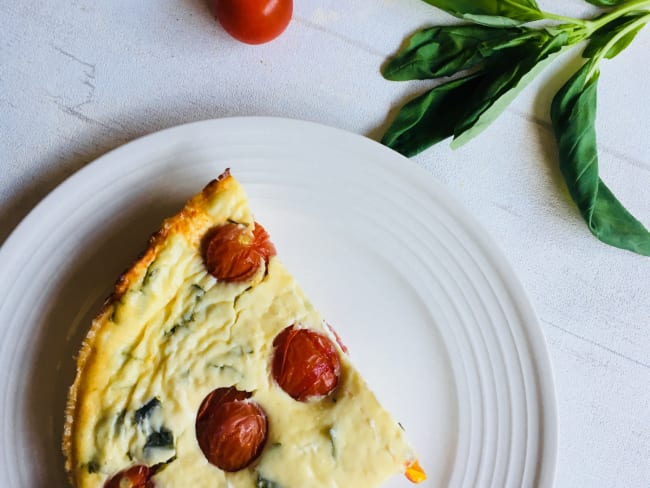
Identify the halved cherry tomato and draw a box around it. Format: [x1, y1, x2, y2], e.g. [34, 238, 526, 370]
[203, 222, 276, 282]
[213, 0, 292, 45]
[272, 325, 341, 401]
[104, 465, 153, 488]
[195, 387, 268, 472]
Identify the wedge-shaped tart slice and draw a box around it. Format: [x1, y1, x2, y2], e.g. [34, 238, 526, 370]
[64, 170, 425, 487]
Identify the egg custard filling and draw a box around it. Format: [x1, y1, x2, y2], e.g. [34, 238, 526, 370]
[64, 170, 425, 487]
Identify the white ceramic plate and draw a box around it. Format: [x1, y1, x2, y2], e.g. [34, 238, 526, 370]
[0, 117, 557, 487]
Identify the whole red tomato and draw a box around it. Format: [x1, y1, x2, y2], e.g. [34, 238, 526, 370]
[213, 0, 293, 45]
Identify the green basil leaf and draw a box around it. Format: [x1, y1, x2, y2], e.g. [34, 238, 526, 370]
[144, 427, 174, 450]
[477, 27, 542, 53]
[451, 31, 568, 147]
[382, 30, 568, 155]
[383, 25, 533, 81]
[583, 13, 648, 59]
[134, 397, 161, 425]
[86, 459, 100, 473]
[583, 0, 629, 6]
[381, 73, 484, 156]
[550, 62, 650, 255]
[257, 474, 282, 488]
[606, 23, 646, 56]
[420, 0, 544, 26]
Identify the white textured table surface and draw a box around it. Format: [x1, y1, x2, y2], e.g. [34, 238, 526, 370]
[2, 1, 649, 487]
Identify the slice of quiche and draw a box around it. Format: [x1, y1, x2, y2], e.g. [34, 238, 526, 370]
[63, 170, 426, 487]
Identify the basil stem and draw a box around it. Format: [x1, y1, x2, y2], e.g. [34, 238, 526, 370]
[144, 428, 174, 450]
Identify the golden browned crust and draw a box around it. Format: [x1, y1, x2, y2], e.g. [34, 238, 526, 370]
[62, 169, 233, 486]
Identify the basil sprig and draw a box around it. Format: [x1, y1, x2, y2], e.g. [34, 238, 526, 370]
[382, 0, 650, 255]
[551, 20, 650, 255]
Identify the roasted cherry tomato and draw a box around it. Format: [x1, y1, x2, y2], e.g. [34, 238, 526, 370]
[195, 387, 268, 472]
[272, 325, 341, 401]
[104, 465, 153, 488]
[204, 222, 276, 282]
[213, 0, 293, 45]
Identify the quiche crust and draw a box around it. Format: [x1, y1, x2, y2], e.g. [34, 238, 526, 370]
[63, 170, 238, 485]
